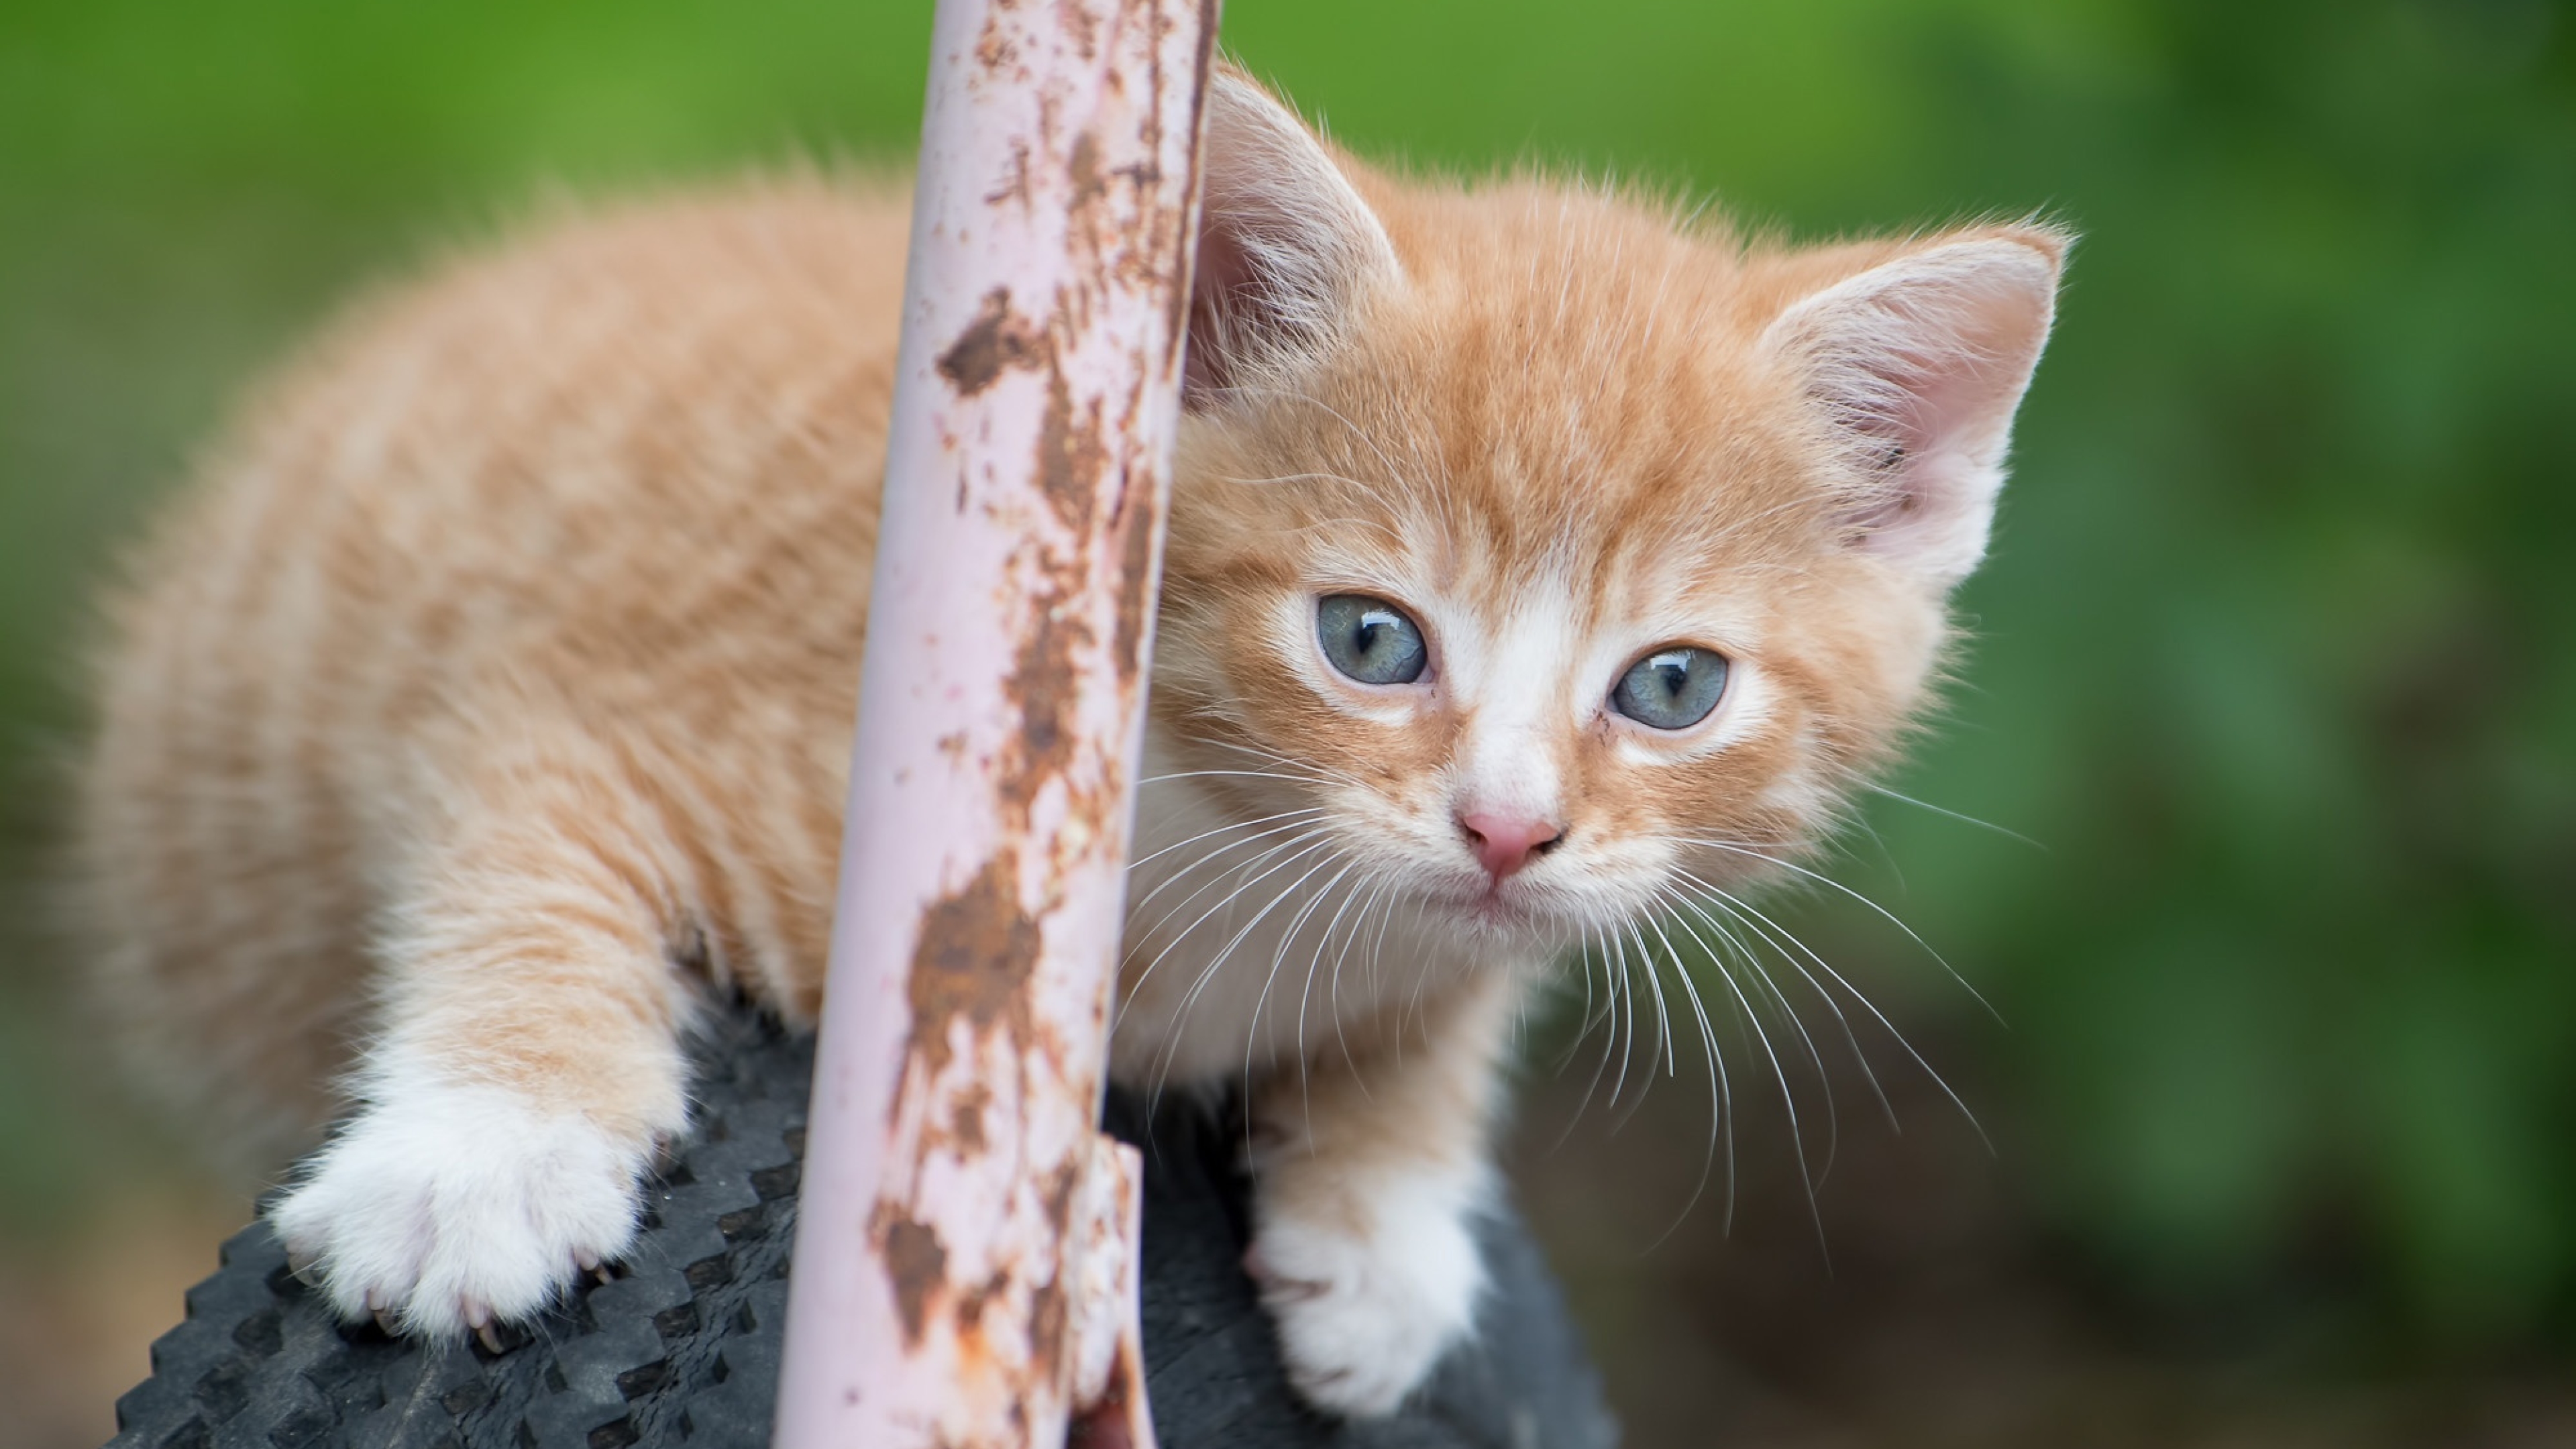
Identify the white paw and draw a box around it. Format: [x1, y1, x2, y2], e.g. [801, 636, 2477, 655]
[1248, 1177, 1485, 1417]
[270, 1080, 650, 1341]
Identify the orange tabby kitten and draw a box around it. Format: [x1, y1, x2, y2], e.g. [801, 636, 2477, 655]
[76, 68, 2063, 1415]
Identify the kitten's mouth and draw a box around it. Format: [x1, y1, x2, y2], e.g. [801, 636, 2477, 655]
[1452, 879, 1544, 931]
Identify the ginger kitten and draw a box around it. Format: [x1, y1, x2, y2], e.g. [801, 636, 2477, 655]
[75, 68, 2063, 1416]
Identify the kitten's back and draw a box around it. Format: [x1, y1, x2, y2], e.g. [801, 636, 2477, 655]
[78, 179, 912, 1162]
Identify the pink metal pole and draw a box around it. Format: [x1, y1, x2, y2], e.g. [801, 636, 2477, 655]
[773, 2, 1214, 1446]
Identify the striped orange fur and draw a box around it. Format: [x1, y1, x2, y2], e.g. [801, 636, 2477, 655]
[74, 68, 2063, 1415]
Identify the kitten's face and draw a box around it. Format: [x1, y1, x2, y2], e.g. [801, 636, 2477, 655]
[1159, 205, 1919, 955]
[1148, 72, 2061, 961]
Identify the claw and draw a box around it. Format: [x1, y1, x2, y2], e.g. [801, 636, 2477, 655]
[1242, 1246, 1330, 1303]
[284, 1246, 321, 1286]
[468, 1303, 506, 1356]
[372, 1307, 400, 1336]
[1298, 1365, 1356, 1391]
[1258, 1274, 1333, 1304]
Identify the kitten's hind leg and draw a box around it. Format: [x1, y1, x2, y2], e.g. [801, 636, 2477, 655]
[272, 741, 706, 1343]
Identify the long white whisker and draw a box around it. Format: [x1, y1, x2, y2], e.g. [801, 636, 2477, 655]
[1252, 857, 1358, 1091]
[1193, 848, 1346, 1036]
[1647, 894, 1819, 1257]
[1187, 736, 1370, 792]
[1632, 905, 1736, 1245]
[1660, 889, 1846, 1178]
[1124, 830, 1336, 1010]
[1140, 767, 1338, 789]
[1671, 837, 2003, 1026]
[1295, 862, 1378, 1114]
[1552, 924, 1625, 1150]
[1366, 875, 1405, 1019]
[1678, 867, 1990, 1154]
[1128, 816, 1328, 928]
[1864, 784, 2049, 851]
[1548, 927, 1614, 1075]
[1126, 806, 1324, 879]
[1393, 893, 1436, 1071]
[1605, 924, 1641, 1115]
[1237, 854, 1358, 1157]
[1670, 875, 1895, 1137]
[1329, 874, 1395, 1083]
[1148, 844, 1345, 1109]
[1609, 921, 1677, 1131]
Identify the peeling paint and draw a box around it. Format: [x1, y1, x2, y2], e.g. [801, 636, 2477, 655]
[1034, 366, 1110, 533]
[1067, 130, 1108, 209]
[873, 1204, 951, 1350]
[1111, 478, 1161, 685]
[773, 1, 1210, 1444]
[904, 854, 1042, 1079]
[955, 1268, 1012, 1335]
[1057, 0, 1101, 62]
[936, 287, 1046, 396]
[1027, 1278, 1069, 1386]
[950, 1083, 992, 1152]
[997, 595, 1094, 826]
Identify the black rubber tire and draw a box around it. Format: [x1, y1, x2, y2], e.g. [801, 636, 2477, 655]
[105, 1009, 1619, 1448]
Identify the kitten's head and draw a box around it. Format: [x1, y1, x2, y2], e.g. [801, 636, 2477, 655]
[1152, 68, 2065, 955]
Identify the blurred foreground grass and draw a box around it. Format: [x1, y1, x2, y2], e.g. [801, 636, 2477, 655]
[3, 0, 2571, 1444]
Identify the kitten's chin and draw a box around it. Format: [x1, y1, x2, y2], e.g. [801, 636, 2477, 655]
[1456, 892, 1536, 932]
[1425, 869, 1663, 959]
[1436, 881, 1585, 951]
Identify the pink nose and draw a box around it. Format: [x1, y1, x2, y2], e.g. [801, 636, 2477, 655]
[1459, 811, 1562, 881]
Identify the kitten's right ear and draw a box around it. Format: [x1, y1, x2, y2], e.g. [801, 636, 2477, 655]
[1184, 67, 1401, 410]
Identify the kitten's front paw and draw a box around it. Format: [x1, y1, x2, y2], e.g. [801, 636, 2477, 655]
[270, 1081, 651, 1342]
[1248, 1183, 1485, 1417]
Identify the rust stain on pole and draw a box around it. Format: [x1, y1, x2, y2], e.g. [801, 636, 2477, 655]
[871, 1203, 952, 1350]
[936, 288, 1044, 396]
[1111, 494, 1159, 684]
[1037, 371, 1112, 533]
[773, 0, 1216, 1445]
[904, 856, 1042, 1079]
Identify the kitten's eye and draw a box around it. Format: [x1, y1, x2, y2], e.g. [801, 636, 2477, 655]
[1316, 594, 1428, 686]
[1611, 645, 1729, 730]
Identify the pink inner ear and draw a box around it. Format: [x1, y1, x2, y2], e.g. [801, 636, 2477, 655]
[1765, 234, 2064, 586]
[1840, 336, 2019, 524]
[1181, 216, 1261, 408]
[1175, 72, 1401, 416]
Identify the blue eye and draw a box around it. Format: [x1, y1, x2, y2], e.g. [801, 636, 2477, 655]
[1317, 594, 1428, 685]
[1611, 646, 1728, 729]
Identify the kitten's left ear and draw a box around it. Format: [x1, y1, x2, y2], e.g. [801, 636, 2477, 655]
[1761, 227, 2069, 590]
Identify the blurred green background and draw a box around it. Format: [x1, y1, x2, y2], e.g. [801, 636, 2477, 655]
[3, 0, 2571, 1444]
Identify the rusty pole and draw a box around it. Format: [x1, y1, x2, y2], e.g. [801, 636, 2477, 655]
[772, 1, 1214, 1446]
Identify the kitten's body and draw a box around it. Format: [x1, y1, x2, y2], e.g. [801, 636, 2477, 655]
[78, 72, 2062, 1415]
